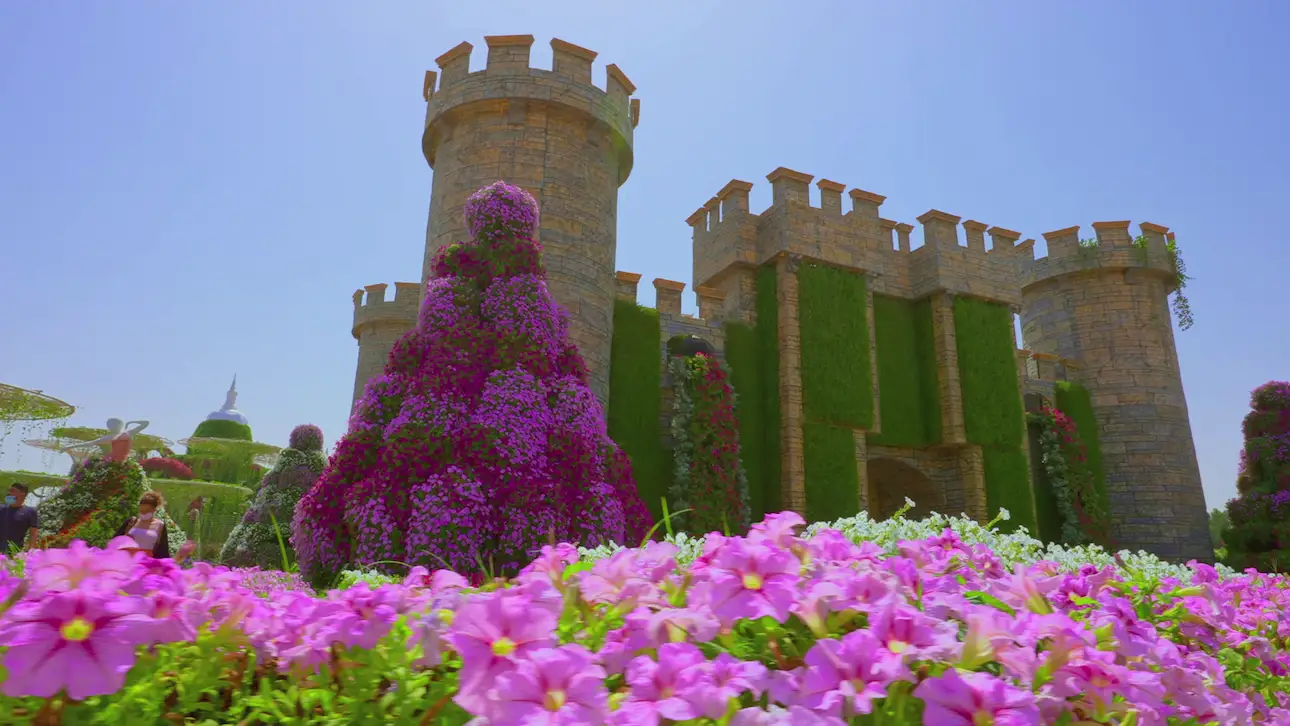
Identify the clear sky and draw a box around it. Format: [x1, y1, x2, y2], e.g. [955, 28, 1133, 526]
[2, 2, 1286, 513]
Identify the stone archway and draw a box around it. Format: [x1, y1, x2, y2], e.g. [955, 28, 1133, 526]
[866, 457, 943, 521]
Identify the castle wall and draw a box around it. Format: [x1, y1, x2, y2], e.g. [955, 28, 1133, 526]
[1020, 223, 1210, 562]
[350, 283, 419, 410]
[419, 36, 637, 407]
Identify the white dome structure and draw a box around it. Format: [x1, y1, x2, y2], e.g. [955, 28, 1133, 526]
[205, 375, 249, 426]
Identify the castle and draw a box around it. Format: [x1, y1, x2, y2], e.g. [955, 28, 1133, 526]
[348, 35, 1211, 564]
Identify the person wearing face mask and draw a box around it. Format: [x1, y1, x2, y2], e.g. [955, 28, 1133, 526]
[0, 483, 40, 555]
[114, 491, 195, 562]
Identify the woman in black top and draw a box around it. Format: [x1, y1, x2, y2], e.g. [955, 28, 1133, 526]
[114, 491, 194, 562]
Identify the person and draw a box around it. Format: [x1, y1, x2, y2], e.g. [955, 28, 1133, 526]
[63, 418, 151, 464]
[0, 484, 39, 555]
[113, 491, 196, 562]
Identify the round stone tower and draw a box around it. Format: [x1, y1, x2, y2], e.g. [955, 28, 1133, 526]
[420, 35, 638, 407]
[350, 282, 420, 409]
[1020, 221, 1211, 563]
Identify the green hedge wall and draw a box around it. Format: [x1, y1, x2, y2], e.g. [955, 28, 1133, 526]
[954, 296, 1035, 533]
[606, 300, 670, 524]
[1028, 418, 1064, 543]
[754, 265, 783, 517]
[869, 296, 941, 447]
[1055, 381, 1111, 517]
[724, 322, 771, 523]
[802, 422, 860, 523]
[192, 419, 253, 441]
[797, 263, 874, 430]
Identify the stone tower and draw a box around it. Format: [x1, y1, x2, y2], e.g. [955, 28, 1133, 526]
[419, 35, 639, 406]
[1020, 221, 1211, 563]
[350, 282, 420, 407]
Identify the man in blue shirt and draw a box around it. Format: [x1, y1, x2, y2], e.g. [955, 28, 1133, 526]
[0, 483, 39, 555]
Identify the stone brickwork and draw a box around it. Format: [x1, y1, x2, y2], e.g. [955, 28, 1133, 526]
[350, 282, 420, 409]
[1020, 222, 1211, 563]
[413, 35, 638, 408]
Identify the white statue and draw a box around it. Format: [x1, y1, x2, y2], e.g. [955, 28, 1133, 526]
[205, 375, 250, 426]
[63, 418, 150, 464]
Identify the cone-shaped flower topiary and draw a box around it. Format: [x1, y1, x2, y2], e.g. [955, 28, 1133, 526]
[220, 424, 327, 568]
[292, 182, 652, 585]
[1224, 381, 1290, 570]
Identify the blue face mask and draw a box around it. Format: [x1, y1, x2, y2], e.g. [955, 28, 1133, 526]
[4, 496, 15, 506]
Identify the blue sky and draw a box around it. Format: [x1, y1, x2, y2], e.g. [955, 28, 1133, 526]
[1, 2, 1286, 513]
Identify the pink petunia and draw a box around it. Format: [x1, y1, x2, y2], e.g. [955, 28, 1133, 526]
[482, 644, 609, 724]
[447, 588, 558, 713]
[914, 669, 1040, 726]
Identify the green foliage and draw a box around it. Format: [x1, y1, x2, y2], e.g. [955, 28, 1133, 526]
[869, 296, 941, 447]
[667, 355, 751, 536]
[954, 297, 1025, 448]
[220, 447, 324, 567]
[797, 262, 874, 429]
[1053, 381, 1110, 519]
[755, 265, 783, 515]
[802, 422, 860, 523]
[37, 458, 148, 548]
[192, 419, 253, 441]
[982, 446, 1036, 534]
[724, 322, 771, 522]
[607, 299, 670, 524]
[1209, 508, 1230, 550]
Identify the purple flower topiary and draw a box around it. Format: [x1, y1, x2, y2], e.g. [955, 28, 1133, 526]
[289, 424, 324, 453]
[293, 181, 652, 585]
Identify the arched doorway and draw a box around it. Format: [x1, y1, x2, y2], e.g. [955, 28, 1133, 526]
[866, 457, 943, 521]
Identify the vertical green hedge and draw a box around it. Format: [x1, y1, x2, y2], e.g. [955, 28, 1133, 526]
[797, 263, 874, 429]
[1028, 418, 1064, 543]
[954, 296, 1035, 533]
[982, 447, 1035, 534]
[607, 300, 669, 524]
[755, 265, 783, 517]
[1055, 381, 1110, 516]
[869, 296, 940, 447]
[803, 422, 860, 523]
[724, 322, 769, 522]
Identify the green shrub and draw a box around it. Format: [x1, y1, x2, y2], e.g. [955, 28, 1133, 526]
[724, 322, 770, 522]
[192, 419, 253, 441]
[954, 297, 1025, 448]
[802, 422, 860, 523]
[607, 300, 670, 524]
[755, 265, 783, 515]
[797, 263, 874, 429]
[869, 296, 940, 447]
[983, 446, 1037, 534]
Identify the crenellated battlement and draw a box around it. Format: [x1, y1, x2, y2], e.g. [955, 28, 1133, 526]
[689, 167, 1024, 310]
[351, 282, 420, 341]
[1019, 221, 1177, 291]
[421, 36, 637, 183]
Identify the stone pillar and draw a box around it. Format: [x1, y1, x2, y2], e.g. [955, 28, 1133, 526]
[615, 271, 641, 302]
[653, 279, 684, 316]
[958, 446, 988, 523]
[776, 255, 807, 515]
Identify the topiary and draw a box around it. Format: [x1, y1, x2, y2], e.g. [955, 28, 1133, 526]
[668, 352, 751, 536]
[1224, 381, 1290, 570]
[38, 457, 144, 548]
[192, 419, 253, 442]
[220, 425, 327, 568]
[292, 181, 652, 586]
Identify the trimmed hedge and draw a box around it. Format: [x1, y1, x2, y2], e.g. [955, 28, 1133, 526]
[192, 419, 253, 441]
[606, 299, 670, 525]
[724, 322, 770, 522]
[802, 422, 860, 523]
[954, 296, 1035, 534]
[755, 265, 783, 516]
[1054, 381, 1111, 517]
[982, 446, 1035, 534]
[1028, 418, 1064, 543]
[797, 263, 874, 430]
[869, 296, 941, 447]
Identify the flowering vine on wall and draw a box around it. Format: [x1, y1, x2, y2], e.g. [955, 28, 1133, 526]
[668, 352, 751, 536]
[1027, 405, 1112, 547]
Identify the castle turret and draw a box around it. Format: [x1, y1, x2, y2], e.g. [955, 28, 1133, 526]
[1020, 221, 1210, 563]
[419, 35, 638, 406]
[351, 282, 420, 409]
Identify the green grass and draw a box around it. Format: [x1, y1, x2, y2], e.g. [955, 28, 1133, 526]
[606, 299, 670, 524]
[954, 297, 1025, 448]
[755, 265, 783, 516]
[724, 321, 770, 522]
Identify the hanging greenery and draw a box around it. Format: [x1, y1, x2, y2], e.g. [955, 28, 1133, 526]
[0, 384, 74, 462]
[667, 353, 751, 536]
[1027, 405, 1113, 547]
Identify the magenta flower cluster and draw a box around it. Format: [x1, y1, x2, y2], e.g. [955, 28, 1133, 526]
[292, 181, 652, 584]
[4, 517, 1290, 723]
